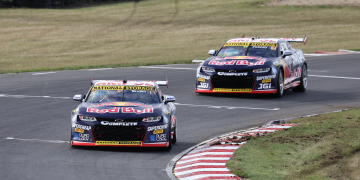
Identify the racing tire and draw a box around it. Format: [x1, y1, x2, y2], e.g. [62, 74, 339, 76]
[274, 69, 284, 98]
[292, 64, 307, 92]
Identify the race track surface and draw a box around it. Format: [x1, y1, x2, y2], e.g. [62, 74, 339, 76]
[0, 54, 359, 180]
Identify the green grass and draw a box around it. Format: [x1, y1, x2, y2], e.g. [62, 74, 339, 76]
[1, 0, 360, 73]
[227, 108, 360, 180]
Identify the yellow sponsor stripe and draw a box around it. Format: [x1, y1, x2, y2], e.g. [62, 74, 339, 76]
[74, 128, 84, 133]
[95, 141, 142, 145]
[224, 42, 277, 47]
[198, 78, 205, 82]
[262, 79, 271, 83]
[213, 88, 252, 92]
[153, 129, 164, 134]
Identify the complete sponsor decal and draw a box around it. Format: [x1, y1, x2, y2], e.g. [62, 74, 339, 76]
[91, 102, 151, 108]
[148, 124, 168, 132]
[72, 123, 91, 131]
[197, 74, 210, 80]
[156, 134, 166, 141]
[262, 79, 271, 83]
[87, 107, 120, 113]
[217, 72, 248, 76]
[168, 102, 176, 112]
[92, 85, 155, 91]
[78, 133, 89, 141]
[285, 67, 302, 84]
[209, 60, 265, 66]
[164, 116, 169, 124]
[95, 141, 142, 145]
[101, 121, 137, 126]
[74, 128, 84, 133]
[223, 42, 277, 47]
[198, 78, 205, 82]
[256, 75, 276, 81]
[213, 88, 252, 92]
[153, 129, 164, 134]
[122, 107, 153, 114]
[258, 83, 272, 89]
[197, 82, 209, 89]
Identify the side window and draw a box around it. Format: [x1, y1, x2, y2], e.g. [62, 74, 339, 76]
[286, 42, 293, 50]
[280, 42, 288, 55]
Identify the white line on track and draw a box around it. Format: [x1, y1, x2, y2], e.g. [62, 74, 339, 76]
[0, 94, 71, 99]
[5, 137, 69, 143]
[138, 66, 197, 70]
[88, 68, 114, 71]
[309, 75, 360, 80]
[173, 103, 279, 111]
[32, 72, 56, 75]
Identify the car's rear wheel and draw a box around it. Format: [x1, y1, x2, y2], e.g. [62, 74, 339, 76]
[292, 64, 307, 92]
[274, 69, 284, 98]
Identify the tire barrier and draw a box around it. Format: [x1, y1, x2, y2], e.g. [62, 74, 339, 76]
[11, 0, 139, 8]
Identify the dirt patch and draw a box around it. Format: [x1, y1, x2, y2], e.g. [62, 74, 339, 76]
[266, 0, 360, 6]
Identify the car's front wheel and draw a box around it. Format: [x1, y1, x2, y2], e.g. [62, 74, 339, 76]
[274, 69, 284, 98]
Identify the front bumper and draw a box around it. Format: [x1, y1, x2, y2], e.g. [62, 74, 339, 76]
[195, 89, 277, 94]
[71, 141, 169, 147]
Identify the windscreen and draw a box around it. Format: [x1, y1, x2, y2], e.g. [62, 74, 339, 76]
[86, 85, 160, 104]
[217, 42, 278, 57]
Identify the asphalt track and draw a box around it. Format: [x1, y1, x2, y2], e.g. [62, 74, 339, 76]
[0, 54, 359, 180]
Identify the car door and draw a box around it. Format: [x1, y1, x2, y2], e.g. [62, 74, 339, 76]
[279, 41, 293, 85]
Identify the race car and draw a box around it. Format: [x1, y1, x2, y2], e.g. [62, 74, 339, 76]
[70, 79, 177, 150]
[193, 36, 308, 97]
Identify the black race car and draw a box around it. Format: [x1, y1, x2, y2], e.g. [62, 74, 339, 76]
[193, 36, 308, 97]
[71, 80, 177, 150]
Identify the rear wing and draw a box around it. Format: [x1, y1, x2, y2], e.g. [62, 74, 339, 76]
[279, 35, 307, 45]
[242, 35, 308, 45]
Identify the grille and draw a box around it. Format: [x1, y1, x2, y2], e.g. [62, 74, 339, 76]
[215, 69, 252, 73]
[96, 117, 143, 122]
[93, 125, 145, 141]
[212, 75, 255, 89]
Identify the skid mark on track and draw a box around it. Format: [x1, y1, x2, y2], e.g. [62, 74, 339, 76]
[173, 103, 279, 111]
[5, 137, 69, 144]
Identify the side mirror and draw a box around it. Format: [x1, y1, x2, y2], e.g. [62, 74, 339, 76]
[73, 94, 82, 101]
[164, 95, 176, 103]
[282, 51, 292, 58]
[208, 50, 216, 56]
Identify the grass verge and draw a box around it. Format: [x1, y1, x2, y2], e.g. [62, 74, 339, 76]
[1, 0, 360, 73]
[227, 108, 360, 180]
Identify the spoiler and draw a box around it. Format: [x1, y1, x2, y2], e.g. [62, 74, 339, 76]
[192, 60, 205, 63]
[241, 35, 307, 45]
[279, 35, 307, 45]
